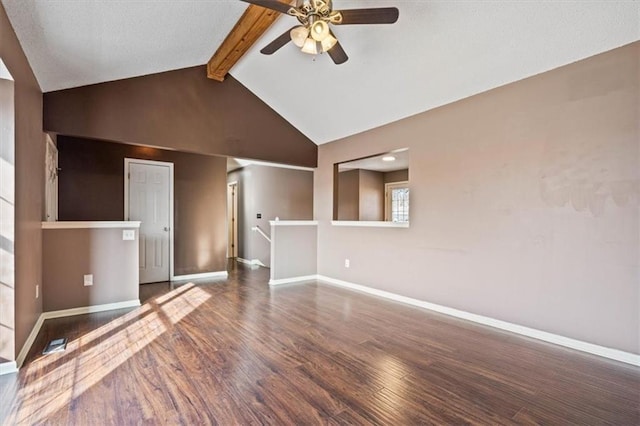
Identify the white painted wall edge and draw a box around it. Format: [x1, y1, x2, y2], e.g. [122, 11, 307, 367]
[330, 221, 409, 228]
[15, 299, 141, 368]
[42, 221, 141, 229]
[0, 361, 18, 376]
[314, 275, 640, 366]
[237, 258, 267, 267]
[269, 275, 318, 286]
[15, 314, 46, 368]
[269, 220, 318, 226]
[172, 271, 228, 281]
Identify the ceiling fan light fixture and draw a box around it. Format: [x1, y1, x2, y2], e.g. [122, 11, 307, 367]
[310, 20, 330, 41]
[301, 37, 318, 55]
[320, 34, 337, 52]
[290, 26, 309, 48]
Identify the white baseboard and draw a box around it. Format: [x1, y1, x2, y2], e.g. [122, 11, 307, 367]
[316, 275, 640, 367]
[15, 299, 141, 368]
[237, 258, 267, 267]
[269, 275, 318, 286]
[172, 271, 228, 281]
[0, 361, 18, 376]
[43, 299, 141, 320]
[15, 313, 45, 368]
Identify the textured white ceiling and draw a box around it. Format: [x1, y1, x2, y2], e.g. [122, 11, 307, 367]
[2, 1, 639, 146]
[1, 0, 247, 92]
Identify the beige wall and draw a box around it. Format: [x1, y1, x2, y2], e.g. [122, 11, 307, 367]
[0, 4, 44, 360]
[228, 165, 314, 266]
[316, 42, 639, 354]
[271, 225, 317, 281]
[43, 228, 139, 311]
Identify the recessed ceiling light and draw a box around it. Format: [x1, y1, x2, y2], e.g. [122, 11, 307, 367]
[382, 156, 396, 162]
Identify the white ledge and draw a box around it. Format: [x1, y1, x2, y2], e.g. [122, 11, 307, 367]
[331, 221, 409, 228]
[42, 221, 141, 229]
[270, 220, 318, 226]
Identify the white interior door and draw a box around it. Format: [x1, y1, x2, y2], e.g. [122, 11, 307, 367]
[127, 161, 171, 283]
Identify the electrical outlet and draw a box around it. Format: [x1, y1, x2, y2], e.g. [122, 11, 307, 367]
[84, 274, 93, 286]
[35, 284, 39, 299]
[345, 259, 350, 268]
[122, 229, 135, 240]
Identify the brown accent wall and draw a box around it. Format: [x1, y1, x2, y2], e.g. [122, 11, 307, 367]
[359, 170, 384, 221]
[337, 170, 359, 221]
[0, 4, 44, 360]
[43, 228, 139, 311]
[57, 136, 228, 275]
[316, 42, 640, 354]
[337, 169, 387, 221]
[384, 169, 409, 184]
[43, 66, 317, 168]
[227, 165, 313, 266]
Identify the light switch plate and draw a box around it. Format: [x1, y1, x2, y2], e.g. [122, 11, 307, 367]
[84, 274, 93, 286]
[123, 229, 135, 240]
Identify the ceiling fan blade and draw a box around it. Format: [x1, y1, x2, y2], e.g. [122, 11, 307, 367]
[327, 39, 348, 65]
[260, 26, 296, 55]
[335, 7, 399, 25]
[239, 0, 295, 15]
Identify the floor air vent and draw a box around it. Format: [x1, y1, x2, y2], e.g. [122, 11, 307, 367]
[43, 338, 68, 354]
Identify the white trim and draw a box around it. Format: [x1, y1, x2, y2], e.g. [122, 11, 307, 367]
[43, 300, 141, 320]
[269, 275, 318, 286]
[227, 181, 238, 258]
[384, 180, 409, 222]
[331, 220, 409, 228]
[15, 299, 141, 368]
[231, 158, 314, 172]
[0, 361, 18, 375]
[124, 158, 175, 281]
[237, 258, 267, 267]
[269, 220, 318, 226]
[316, 275, 640, 366]
[0, 58, 13, 81]
[16, 314, 45, 368]
[172, 271, 228, 281]
[44, 135, 58, 222]
[252, 226, 271, 243]
[42, 221, 141, 229]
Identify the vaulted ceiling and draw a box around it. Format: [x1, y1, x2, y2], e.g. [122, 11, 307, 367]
[2, 0, 638, 145]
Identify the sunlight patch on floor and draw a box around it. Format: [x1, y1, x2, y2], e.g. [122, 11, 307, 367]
[8, 283, 211, 424]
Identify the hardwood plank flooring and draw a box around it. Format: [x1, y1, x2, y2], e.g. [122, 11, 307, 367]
[1, 261, 639, 424]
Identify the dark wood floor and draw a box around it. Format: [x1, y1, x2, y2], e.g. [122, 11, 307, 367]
[1, 262, 639, 424]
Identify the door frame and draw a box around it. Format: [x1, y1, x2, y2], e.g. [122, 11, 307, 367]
[227, 181, 238, 258]
[124, 158, 175, 281]
[44, 134, 58, 222]
[384, 180, 409, 222]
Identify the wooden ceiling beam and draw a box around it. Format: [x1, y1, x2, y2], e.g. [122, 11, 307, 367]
[207, 2, 293, 82]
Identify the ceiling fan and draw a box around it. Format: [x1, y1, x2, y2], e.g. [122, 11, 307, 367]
[240, 0, 399, 64]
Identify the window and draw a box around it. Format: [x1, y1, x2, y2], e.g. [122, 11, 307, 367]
[385, 181, 409, 222]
